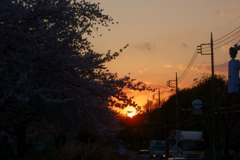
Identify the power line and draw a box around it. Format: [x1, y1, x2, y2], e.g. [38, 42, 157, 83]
[214, 27, 240, 46]
[202, 27, 240, 52]
[214, 25, 240, 43]
[212, 15, 240, 33]
[178, 24, 240, 83]
[178, 33, 213, 83]
[178, 49, 197, 81]
[214, 34, 240, 50]
[178, 48, 198, 83]
[168, 103, 240, 128]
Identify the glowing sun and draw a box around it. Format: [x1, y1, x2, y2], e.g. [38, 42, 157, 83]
[124, 106, 136, 118]
[127, 111, 136, 118]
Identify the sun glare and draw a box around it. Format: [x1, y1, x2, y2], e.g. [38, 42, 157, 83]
[127, 112, 136, 118]
[125, 106, 137, 118]
[127, 111, 135, 118]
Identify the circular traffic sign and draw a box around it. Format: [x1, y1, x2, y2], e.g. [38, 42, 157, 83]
[169, 138, 176, 146]
[169, 129, 176, 137]
[192, 99, 202, 109]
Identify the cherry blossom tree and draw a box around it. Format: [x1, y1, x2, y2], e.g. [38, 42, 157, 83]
[0, 0, 154, 156]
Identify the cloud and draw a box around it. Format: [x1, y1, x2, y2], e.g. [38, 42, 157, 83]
[214, 1, 240, 18]
[215, 61, 228, 73]
[192, 63, 212, 73]
[139, 67, 151, 73]
[136, 42, 156, 50]
[221, 44, 231, 52]
[215, 9, 229, 17]
[178, 61, 228, 74]
[181, 43, 188, 48]
[162, 62, 174, 68]
[193, 62, 228, 74]
[178, 64, 186, 70]
[144, 67, 151, 71]
[120, 81, 175, 108]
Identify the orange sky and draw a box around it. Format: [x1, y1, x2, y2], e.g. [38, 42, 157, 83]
[86, 0, 240, 113]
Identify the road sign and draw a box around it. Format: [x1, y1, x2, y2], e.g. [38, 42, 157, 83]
[192, 99, 202, 109]
[169, 129, 176, 137]
[169, 138, 176, 146]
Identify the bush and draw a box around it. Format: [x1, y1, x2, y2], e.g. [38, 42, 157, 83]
[21, 140, 140, 160]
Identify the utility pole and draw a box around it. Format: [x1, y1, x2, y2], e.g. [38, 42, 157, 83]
[153, 88, 161, 140]
[146, 99, 150, 142]
[153, 88, 161, 107]
[158, 88, 160, 108]
[147, 98, 150, 113]
[167, 73, 179, 156]
[176, 73, 179, 130]
[167, 73, 179, 129]
[197, 32, 216, 160]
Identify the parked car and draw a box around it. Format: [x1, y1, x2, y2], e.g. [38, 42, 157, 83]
[168, 157, 186, 160]
[229, 150, 237, 155]
[139, 150, 151, 160]
[228, 150, 238, 160]
[118, 144, 126, 155]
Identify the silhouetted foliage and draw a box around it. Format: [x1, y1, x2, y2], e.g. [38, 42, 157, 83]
[117, 73, 240, 159]
[0, 0, 154, 157]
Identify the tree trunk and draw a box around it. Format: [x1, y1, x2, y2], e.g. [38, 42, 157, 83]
[54, 135, 61, 149]
[54, 134, 66, 149]
[61, 135, 66, 146]
[14, 124, 26, 158]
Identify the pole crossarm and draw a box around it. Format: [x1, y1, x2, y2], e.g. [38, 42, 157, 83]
[197, 43, 211, 55]
[167, 80, 176, 88]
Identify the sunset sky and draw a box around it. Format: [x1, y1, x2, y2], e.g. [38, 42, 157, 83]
[87, 0, 240, 113]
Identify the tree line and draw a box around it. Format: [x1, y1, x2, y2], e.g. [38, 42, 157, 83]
[117, 74, 240, 159]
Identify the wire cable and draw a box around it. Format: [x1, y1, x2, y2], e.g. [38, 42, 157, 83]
[214, 25, 240, 42]
[212, 15, 240, 33]
[178, 49, 197, 81]
[214, 34, 240, 50]
[214, 29, 240, 46]
[193, 26, 240, 59]
[178, 49, 198, 83]
[168, 103, 240, 128]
